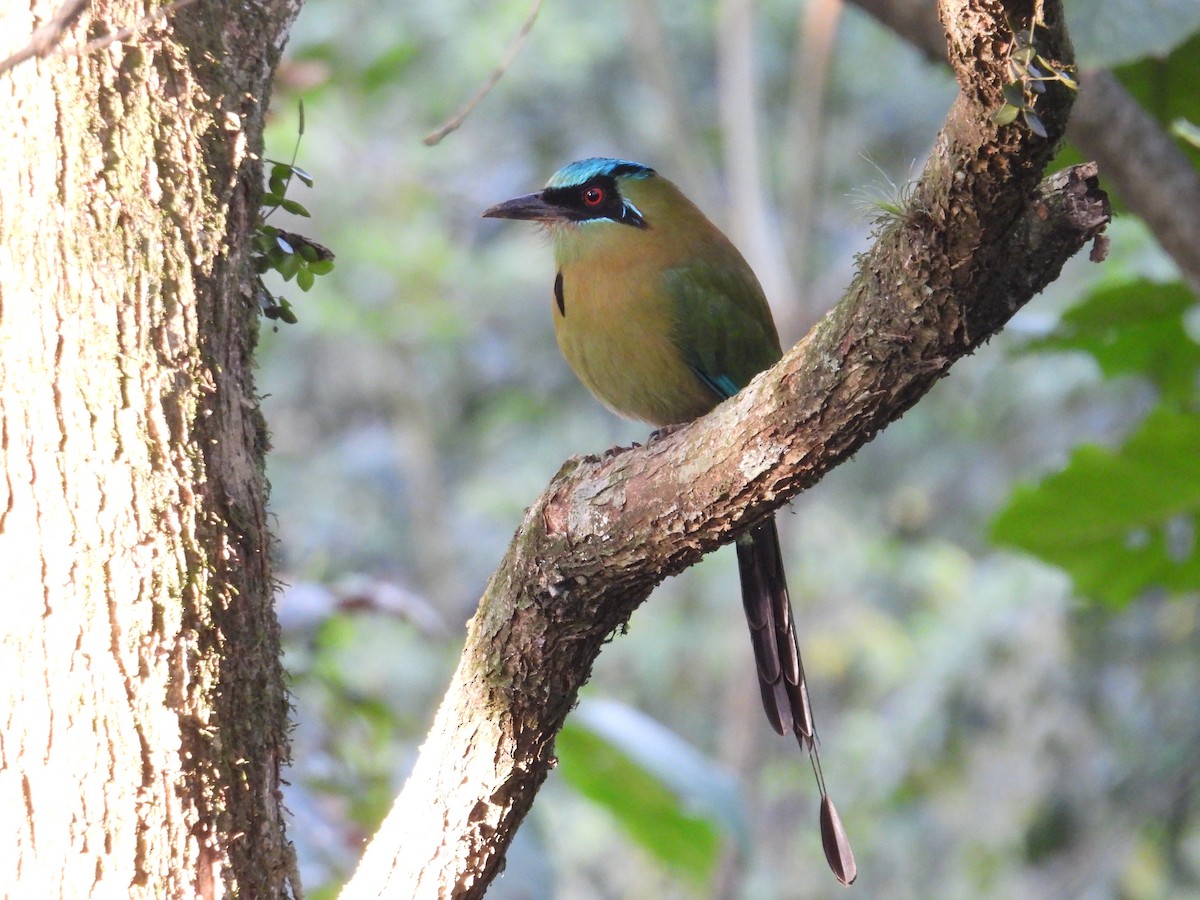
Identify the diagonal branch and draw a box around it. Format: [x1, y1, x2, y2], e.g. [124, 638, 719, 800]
[343, 1, 1108, 896]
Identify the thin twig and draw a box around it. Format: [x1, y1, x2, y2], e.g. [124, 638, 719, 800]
[423, 0, 542, 146]
[0, 0, 88, 76]
[69, 0, 196, 57]
[0, 0, 195, 77]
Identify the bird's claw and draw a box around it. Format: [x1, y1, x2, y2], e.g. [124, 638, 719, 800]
[647, 423, 685, 443]
[601, 441, 641, 460]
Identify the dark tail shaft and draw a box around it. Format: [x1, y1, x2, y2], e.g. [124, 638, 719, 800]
[735, 516, 813, 744]
[736, 516, 858, 884]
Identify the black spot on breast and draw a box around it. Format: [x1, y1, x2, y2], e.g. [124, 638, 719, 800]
[554, 271, 565, 317]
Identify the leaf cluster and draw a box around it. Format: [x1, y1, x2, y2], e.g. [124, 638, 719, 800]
[991, 17, 1078, 138]
[251, 106, 336, 325]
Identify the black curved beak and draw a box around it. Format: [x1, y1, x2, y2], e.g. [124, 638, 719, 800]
[482, 191, 562, 222]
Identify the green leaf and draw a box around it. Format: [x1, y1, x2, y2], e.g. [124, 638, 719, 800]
[991, 103, 1020, 126]
[297, 267, 315, 292]
[277, 252, 301, 281]
[252, 228, 276, 252]
[1115, 33, 1200, 168]
[259, 291, 297, 325]
[277, 301, 298, 324]
[270, 163, 294, 194]
[1011, 43, 1036, 67]
[1049, 64, 1078, 91]
[308, 259, 335, 276]
[1001, 82, 1027, 107]
[1026, 279, 1200, 403]
[1022, 108, 1048, 138]
[991, 406, 1200, 606]
[556, 699, 747, 880]
[280, 198, 311, 218]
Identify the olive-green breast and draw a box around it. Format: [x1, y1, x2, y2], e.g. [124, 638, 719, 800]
[550, 174, 780, 426]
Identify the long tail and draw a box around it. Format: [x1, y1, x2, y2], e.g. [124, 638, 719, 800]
[736, 516, 857, 885]
[736, 517, 812, 743]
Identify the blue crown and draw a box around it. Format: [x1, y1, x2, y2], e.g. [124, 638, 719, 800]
[546, 158, 655, 189]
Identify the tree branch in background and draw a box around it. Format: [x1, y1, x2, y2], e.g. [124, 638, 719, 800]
[847, 0, 1200, 296]
[850, 0, 947, 60]
[1070, 72, 1200, 296]
[624, 0, 718, 208]
[782, 0, 845, 329]
[423, 0, 542, 146]
[342, 1, 1109, 896]
[716, 0, 799, 313]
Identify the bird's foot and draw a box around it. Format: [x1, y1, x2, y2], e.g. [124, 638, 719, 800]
[647, 423, 685, 443]
[602, 441, 641, 460]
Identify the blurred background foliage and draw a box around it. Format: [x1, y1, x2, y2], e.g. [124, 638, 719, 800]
[259, 1, 1200, 897]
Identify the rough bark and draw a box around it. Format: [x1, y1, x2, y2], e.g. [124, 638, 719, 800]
[0, 1, 299, 896]
[344, 1, 1109, 897]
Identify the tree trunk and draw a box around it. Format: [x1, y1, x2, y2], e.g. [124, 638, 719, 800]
[0, 1, 299, 896]
[343, 1, 1109, 897]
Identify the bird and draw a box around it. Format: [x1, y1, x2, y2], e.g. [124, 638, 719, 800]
[484, 158, 854, 884]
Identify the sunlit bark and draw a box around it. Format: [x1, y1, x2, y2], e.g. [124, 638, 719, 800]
[0, 2, 299, 895]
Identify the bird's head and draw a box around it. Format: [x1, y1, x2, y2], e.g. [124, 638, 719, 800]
[482, 157, 657, 233]
[483, 157, 738, 272]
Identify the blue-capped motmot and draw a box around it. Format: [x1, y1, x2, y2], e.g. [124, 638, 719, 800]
[484, 158, 855, 884]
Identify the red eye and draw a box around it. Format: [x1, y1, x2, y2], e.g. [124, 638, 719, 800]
[582, 186, 605, 206]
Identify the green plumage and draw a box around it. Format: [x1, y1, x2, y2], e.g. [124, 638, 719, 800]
[548, 172, 780, 423]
